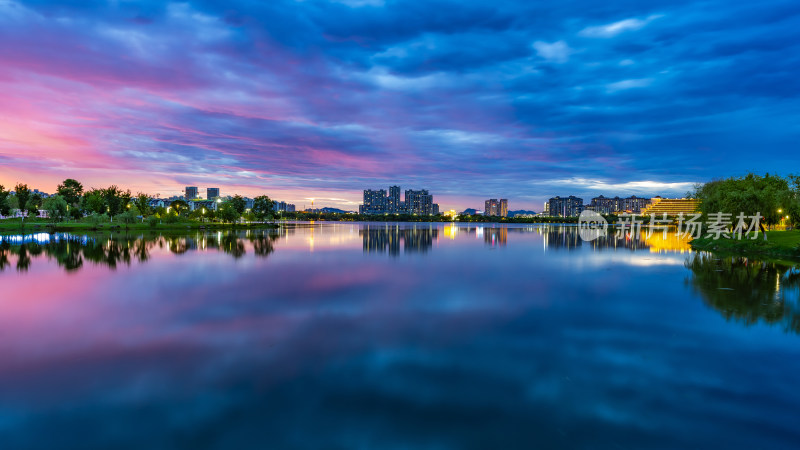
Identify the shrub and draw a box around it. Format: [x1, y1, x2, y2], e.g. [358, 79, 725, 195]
[88, 213, 109, 227]
[114, 211, 137, 226]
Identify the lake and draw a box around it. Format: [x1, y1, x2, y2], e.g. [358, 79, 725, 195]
[1, 223, 799, 449]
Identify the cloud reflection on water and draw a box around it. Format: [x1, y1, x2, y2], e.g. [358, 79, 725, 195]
[1, 223, 799, 449]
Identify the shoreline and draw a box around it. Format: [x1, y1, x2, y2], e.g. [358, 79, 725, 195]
[689, 231, 800, 261]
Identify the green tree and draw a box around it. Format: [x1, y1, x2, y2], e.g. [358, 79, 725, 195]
[786, 175, 800, 227]
[0, 185, 11, 216]
[242, 210, 256, 222]
[102, 186, 131, 216]
[252, 195, 275, 220]
[189, 207, 213, 221]
[81, 186, 131, 216]
[695, 173, 797, 237]
[69, 204, 83, 220]
[217, 202, 240, 223]
[164, 211, 180, 224]
[43, 195, 69, 223]
[170, 199, 190, 216]
[230, 195, 247, 215]
[6, 195, 19, 213]
[25, 193, 43, 217]
[56, 179, 83, 206]
[82, 189, 106, 215]
[133, 193, 152, 217]
[14, 184, 31, 215]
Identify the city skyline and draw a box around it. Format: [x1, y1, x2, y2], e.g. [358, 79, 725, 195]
[1, 177, 700, 215]
[1, 1, 798, 211]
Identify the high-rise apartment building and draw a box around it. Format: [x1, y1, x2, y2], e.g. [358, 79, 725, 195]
[270, 201, 296, 213]
[485, 199, 499, 216]
[589, 195, 651, 214]
[387, 186, 401, 213]
[207, 188, 220, 200]
[484, 198, 509, 217]
[589, 195, 615, 214]
[548, 196, 583, 217]
[185, 186, 199, 199]
[358, 186, 437, 215]
[359, 189, 388, 214]
[405, 189, 432, 215]
[619, 196, 650, 213]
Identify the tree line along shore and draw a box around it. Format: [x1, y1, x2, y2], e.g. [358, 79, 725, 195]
[1, 173, 799, 261]
[0, 179, 280, 232]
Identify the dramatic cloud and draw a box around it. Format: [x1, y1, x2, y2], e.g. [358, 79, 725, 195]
[0, 0, 798, 210]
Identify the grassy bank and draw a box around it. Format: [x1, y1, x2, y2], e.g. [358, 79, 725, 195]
[690, 230, 800, 260]
[0, 218, 279, 234]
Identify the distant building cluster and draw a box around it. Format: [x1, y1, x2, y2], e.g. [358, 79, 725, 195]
[183, 186, 220, 200]
[141, 186, 278, 213]
[544, 195, 699, 217]
[587, 195, 650, 215]
[169, 186, 293, 213]
[484, 198, 508, 217]
[272, 201, 296, 213]
[359, 186, 440, 215]
[4, 189, 52, 198]
[149, 197, 219, 212]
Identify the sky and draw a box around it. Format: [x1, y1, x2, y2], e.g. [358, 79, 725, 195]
[0, 0, 798, 211]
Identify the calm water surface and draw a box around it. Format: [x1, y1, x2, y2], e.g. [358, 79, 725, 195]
[1, 223, 799, 449]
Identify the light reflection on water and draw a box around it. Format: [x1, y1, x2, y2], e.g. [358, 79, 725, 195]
[0, 223, 799, 449]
